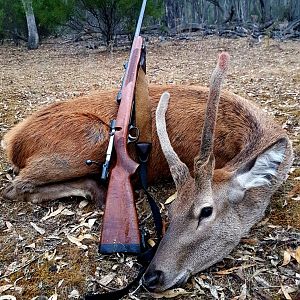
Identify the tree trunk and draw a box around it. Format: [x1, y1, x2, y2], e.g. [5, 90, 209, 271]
[165, 0, 176, 29]
[21, 0, 39, 49]
[259, 0, 266, 23]
[240, 0, 248, 23]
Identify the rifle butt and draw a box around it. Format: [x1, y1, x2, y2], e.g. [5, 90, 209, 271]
[100, 164, 141, 254]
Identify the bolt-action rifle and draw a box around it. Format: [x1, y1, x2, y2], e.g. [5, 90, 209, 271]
[99, 0, 148, 254]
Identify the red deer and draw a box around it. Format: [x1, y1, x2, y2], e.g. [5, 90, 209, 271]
[1, 53, 293, 292]
[141, 53, 293, 291]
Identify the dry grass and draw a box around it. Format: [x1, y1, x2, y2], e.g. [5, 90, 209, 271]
[0, 35, 299, 299]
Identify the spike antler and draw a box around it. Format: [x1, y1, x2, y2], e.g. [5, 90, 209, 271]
[156, 92, 191, 188]
[195, 52, 230, 177]
[156, 53, 230, 189]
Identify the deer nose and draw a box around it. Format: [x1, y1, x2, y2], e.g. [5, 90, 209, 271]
[142, 269, 164, 291]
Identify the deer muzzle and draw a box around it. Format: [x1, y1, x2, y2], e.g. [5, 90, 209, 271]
[142, 266, 190, 292]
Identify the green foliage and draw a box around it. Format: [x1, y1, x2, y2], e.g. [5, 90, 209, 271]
[0, 9, 3, 38]
[0, 0, 162, 44]
[0, 0, 75, 40]
[33, 0, 76, 36]
[0, 0, 26, 39]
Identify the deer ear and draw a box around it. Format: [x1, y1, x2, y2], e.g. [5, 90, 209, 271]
[230, 139, 287, 201]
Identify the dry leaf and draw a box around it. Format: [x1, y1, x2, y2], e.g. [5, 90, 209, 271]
[116, 277, 123, 286]
[126, 260, 134, 268]
[214, 264, 255, 275]
[42, 204, 65, 221]
[58, 279, 64, 288]
[148, 239, 156, 247]
[49, 293, 58, 300]
[99, 273, 116, 286]
[151, 288, 190, 298]
[66, 234, 88, 250]
[288, 246, 300, 264]
[44, 249, 57, 261]
[238, 283, 247, 300]
[165, 192, 177, 204]
[287, 182, 300, 198]
[240, 238, 258, 245]
[87, 218, 97, 228]
[267, 224, 281, 229]
[282, 250, 291, 266]
[0, 296, 17, 300]
[0, 285, 13, 293]
[5, 173, 13, 181]
[284, 286, 299, 294]
[295, 247, 300, 264]
[13, 286, 23, 294]
[26, 243, 36, 249]
[281, 284, 292, 300]
[5, 221, 13, 230]
[30, 222, 45, 235]
[128, 294, 140, 300]
[5, 262, 17, 274]
[79, 200, 89, 209]
[295, 246, 300, 265]
[254, 276, 270, 287]
[68, 289, 80, 299]
[209, 285, 219, 299]
[78, 233, 94, 241]
[257, 217, 269, 227]
[79, 211, 94, 222]
[61, 208, 75, 216]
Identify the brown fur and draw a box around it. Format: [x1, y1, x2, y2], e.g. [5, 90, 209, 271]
[2, 85, 288, 203]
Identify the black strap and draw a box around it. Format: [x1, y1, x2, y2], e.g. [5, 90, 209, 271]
[85, 268, 145, 300]
[143, 189, 163, 242]
[85, 143, 163, 300]
[137, 143, 163, 241]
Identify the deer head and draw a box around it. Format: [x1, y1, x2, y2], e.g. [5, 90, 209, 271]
[142, 52, 289, 292]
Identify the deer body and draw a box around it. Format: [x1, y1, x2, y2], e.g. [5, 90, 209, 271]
[2, 56, 293, 292]
[3, 86, 289, 196]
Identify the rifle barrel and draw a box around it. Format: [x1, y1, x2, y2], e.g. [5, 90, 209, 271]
[134, 0, 148, 37]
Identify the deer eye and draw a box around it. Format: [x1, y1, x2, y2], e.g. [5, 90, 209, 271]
[197, 206, 213, 228]
[200, 206, 213, 218]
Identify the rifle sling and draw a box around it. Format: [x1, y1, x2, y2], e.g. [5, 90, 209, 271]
[84, 268, 145, 300]
[136, 142, 163, 242]
[85, 146, 163, 299]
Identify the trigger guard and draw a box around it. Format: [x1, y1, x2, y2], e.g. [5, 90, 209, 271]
[128, 126, 140, 143]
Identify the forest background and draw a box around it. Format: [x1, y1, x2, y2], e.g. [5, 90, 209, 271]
[0, 0, 300, 50]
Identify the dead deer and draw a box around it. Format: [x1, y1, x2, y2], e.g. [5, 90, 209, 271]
[141, 53, 293, 291]
[1, 53, 293, 292]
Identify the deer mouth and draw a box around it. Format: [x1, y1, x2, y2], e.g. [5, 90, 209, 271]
[160, 270, 191, 292]
[172, 271, 190, 287]
[142, 269, 191, 293]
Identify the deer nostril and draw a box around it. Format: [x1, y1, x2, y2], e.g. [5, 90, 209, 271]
[142, 269, 164, 291]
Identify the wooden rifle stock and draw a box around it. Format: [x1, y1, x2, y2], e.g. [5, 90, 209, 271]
[100, 38, 143, 254]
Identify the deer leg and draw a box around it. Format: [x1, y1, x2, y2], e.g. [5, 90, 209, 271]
[2, 154, 100, 200]
[4, 178, 106, 205]
[27, 178, 106, 205]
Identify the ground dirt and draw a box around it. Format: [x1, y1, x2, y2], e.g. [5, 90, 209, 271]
[0, 35, 300, 300]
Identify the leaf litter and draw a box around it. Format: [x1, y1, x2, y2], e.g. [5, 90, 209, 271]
[0, 35, 300, 299]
